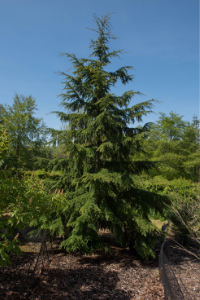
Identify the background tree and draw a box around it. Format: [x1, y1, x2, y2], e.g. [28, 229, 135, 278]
[0, 124, 8, 168]
[39, 12, 170, 260]
[131, 111, 200, 182]
[0, 104, 6, 126]
[180, 115, 200, 182]
[49, 124, 71, 159]
[1, 93, 51, 171]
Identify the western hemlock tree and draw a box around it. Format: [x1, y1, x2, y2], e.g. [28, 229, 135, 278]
[43, 12, 171, 259]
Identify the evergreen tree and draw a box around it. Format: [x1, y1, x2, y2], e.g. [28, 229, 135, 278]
[41, 12, 170, 259]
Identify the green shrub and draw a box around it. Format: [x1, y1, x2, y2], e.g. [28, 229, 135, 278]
[0, 169, 70, 267]
[131, 174, 199, 220]
[34, 169, 49, 179]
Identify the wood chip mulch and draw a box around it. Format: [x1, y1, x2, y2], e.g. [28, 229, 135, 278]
[0, 235, 199, 299]
[162, 239, 200, 300]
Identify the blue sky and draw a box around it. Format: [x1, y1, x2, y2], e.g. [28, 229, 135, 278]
[0, 0, 199, 131]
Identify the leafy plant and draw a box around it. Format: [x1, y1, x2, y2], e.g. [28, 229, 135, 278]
[1, 93, 51, 171]
[131, 112, 200, 182]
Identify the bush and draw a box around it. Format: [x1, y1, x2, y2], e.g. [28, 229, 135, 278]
[0, 168, 71, 267]
[131, 174, 199, 220]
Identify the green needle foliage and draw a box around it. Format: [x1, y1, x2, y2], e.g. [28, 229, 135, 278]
[38, 12, 171, 260]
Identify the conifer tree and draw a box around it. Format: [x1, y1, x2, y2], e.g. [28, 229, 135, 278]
[42, 12, 171, 259]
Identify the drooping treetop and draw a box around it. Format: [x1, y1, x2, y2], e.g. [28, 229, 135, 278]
[42, 12, 170, 260]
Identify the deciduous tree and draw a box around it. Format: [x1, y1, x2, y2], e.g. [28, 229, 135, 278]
[132, 112, 200, 182]
[1, 94, 50, 170]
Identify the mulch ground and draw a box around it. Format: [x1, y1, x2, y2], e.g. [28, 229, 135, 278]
[162, 239, 200, 300]
[0, 232, 199, 300]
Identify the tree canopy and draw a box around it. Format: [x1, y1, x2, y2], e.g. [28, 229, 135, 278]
[132, 111, 200, 182]
[1, 93, 50, 170]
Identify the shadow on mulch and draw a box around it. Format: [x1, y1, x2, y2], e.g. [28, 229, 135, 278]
[76, 244, 160, 270]
[0, 252, 38, 299]
[35, 266, 131, 300]
[1, 252, 134, 300]
[5, 232, 190, 300]
[0, 235, 164, 300]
